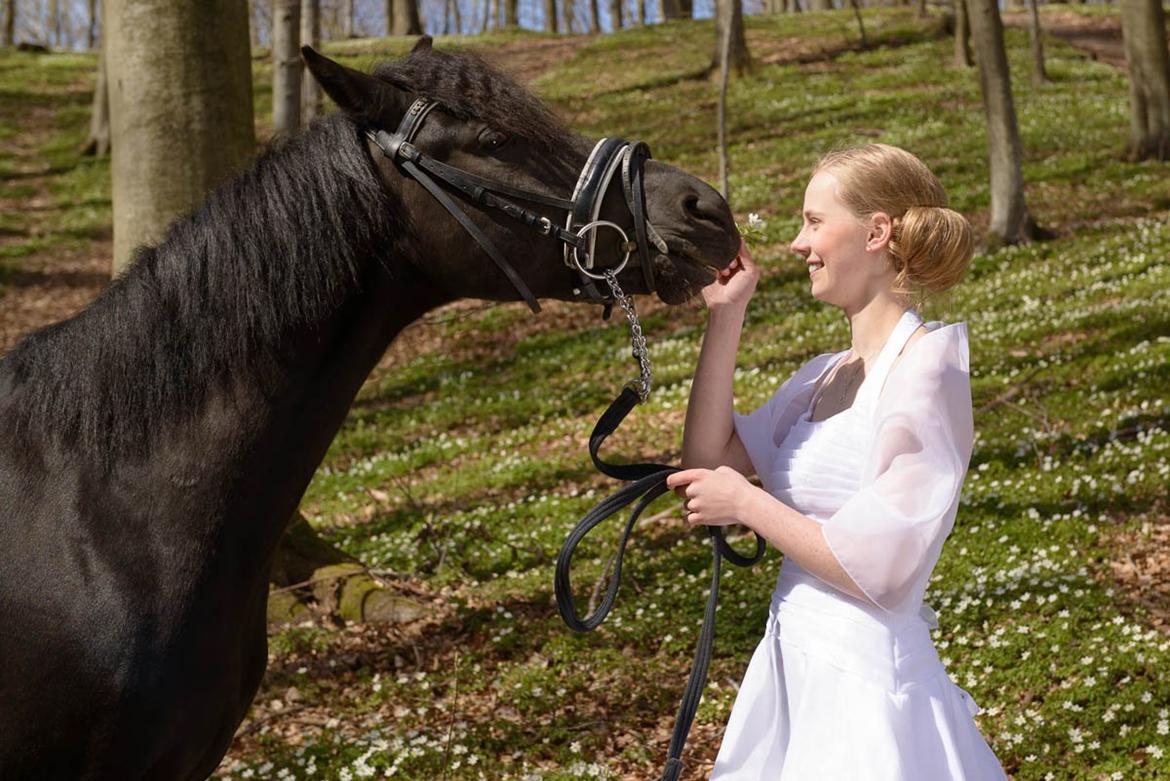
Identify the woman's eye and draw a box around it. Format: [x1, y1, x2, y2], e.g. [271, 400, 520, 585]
[479, 129, 509, 151]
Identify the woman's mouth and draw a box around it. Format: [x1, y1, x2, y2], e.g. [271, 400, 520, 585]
[808, 261, 824, 277]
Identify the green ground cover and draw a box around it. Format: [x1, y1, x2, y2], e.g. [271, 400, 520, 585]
[3, 7, 1168, 779]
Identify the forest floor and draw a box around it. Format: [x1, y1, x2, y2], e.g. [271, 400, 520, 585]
[3, 6, 1170, 781]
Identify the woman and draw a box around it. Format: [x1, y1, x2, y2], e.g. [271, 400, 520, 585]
[665, 144, 1008, 779]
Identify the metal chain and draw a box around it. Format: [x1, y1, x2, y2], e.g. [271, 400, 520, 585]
[603, 270, 652, 402]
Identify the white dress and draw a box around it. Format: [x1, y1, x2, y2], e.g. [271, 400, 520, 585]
[710, 309, 1008, 781]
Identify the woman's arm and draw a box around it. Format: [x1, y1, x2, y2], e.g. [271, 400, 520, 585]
[665, 467, 875, 604]
[680, 240, 759, 475]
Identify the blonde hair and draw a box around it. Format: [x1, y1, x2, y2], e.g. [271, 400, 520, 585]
[813, 144, 973, 306]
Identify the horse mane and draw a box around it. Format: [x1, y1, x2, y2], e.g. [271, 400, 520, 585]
[2, 114, 403, 463]
[1, 46, 578, 465]
[372, 45, 572, 154]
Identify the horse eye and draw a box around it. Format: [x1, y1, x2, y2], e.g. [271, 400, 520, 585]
[479, 128, 509, 151]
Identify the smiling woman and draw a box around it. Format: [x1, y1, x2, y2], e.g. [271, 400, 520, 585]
[671, 145, 1006, 779]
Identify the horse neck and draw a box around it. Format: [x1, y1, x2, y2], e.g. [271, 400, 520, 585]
[5, 117, 454, 565]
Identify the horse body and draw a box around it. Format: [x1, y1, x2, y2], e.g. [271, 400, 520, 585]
[0, 40, 737, 779]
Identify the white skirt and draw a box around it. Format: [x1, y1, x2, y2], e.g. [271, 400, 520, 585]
[709, 563, 1008, 781]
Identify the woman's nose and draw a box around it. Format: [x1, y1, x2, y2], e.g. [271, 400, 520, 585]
[790, 229, 809, 257]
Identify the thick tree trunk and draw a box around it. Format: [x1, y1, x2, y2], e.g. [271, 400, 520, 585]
[273, 0, 301, 136]
[954, 0, 972, 67]
[608, 0, 622, 29]
[636, 0, 644, 24]
[385, 0, 394, 34]
[1120, 0, 1170, 160]
[1025, 0, 1048, 84]
[661, 0, 680, 19]
[505, 0, 519, 26]
[105, 0, 254, 275]
[679, 0, 693, 16]
[808, 0, 831, 11]
[710, 0, 749, 74]
[81, 42, 109, 156]
[966, 0, 1037, 246]
[589, 0, 600, 31]
[392, 0, 422, 35]
[341, 0, 354, 36]
[301, 0, 322, 124]
[545, 0, 558, 30]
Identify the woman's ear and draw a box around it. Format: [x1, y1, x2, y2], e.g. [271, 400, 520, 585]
[866, 212, 893, 253]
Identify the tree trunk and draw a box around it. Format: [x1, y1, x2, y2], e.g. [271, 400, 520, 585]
[850, 0, 868, 47]
[269, 513, 426, 625]
[1119, 0, 1170, 160]
[808, 0, 831, 10]
[717, 0, 731, 203]
[545, 0, 558, 30]
[105, 0, 254, 275]
[505, 0, 519, 26]
[392, 0, 422, 34]
[636, 0, 644, 24]
[3, 0, 14, 48]
[50, 0, 60, 48]
[385, 0, 394, 34]
[81, 41, 109, 156]
[710, 0, 749, 74]
[966, 0, 1038, 245]
[608, 0, 622, 29]
[301, 0, 322, 124]
[679, 0, 693, 16]
[273, 0, 301, 136]
[954, 0, 972, 67]
[87, 0, 98, 49]
[452, 0, 463, 32]
[341, 0, 354, 36]
[1025, 0, 1048, 84]
[589, 0, 600, 31]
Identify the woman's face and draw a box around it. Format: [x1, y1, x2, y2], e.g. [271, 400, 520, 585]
[790, 170, 891, 314]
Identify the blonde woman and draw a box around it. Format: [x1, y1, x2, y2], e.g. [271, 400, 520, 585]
[666, 144, 1008, 779]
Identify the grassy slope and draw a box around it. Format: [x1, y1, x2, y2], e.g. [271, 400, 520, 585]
[2, 8, 1168, 780]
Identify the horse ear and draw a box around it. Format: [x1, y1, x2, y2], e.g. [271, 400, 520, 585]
[412, 35, 433, 53]
[301, 46, 404, 124]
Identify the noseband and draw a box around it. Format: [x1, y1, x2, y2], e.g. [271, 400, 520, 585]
[366, 97, 669, 315]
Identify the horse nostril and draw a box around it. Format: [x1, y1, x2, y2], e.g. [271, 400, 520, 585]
[683, 194, 702, 218]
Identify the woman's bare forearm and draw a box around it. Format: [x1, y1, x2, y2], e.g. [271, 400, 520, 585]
[681, 304, 748, 469]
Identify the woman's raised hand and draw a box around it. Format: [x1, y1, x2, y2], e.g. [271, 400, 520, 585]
[701, 238, 760, 311]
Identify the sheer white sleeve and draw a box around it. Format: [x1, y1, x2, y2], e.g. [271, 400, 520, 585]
[822, 324, 973, 615]
[732, 352, 842, 481]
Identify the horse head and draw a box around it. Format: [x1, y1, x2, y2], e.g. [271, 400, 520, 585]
[303, 37, 740, 309]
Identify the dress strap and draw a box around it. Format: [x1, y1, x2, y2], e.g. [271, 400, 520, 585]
[854, 308, 924, 411]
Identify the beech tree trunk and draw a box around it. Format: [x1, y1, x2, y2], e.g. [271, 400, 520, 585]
[341, 0, 354, 36]
[608, 0, 622, 29]
[392, 0, 422, 35]
[105, 0, 254, 275]
[81, 41, 109, 156]
[386, 0, 394, 34]
[1025, 0, 1048, 85]
[711, 0, 749, 73]
[273, 0, 301, 135]
[954, 0, 972, 67]
[966, 0, 1038, 245]
[808, 0, 831, 11]
[301, 0, 322, 124]
[505, 0, 519, 26]
[545, 0, 558, 30]
[1119, 0, 1170, 160]
[589, 0, 600, 31]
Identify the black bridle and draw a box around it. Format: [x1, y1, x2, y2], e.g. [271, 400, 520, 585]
[369, 97, 763, 781]
[366, 97, 667, 315]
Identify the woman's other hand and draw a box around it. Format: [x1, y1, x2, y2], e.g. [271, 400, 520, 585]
[701, 238, 760, 311]
[666, 465, 756, 527]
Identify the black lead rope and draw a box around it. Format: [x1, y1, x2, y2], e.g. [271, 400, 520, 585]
[555, 386, 767, 781]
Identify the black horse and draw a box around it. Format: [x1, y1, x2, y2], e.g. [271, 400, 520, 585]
[0, 39, 737, 779]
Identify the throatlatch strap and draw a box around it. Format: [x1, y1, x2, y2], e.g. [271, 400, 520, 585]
[555, 387, 766, 780]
